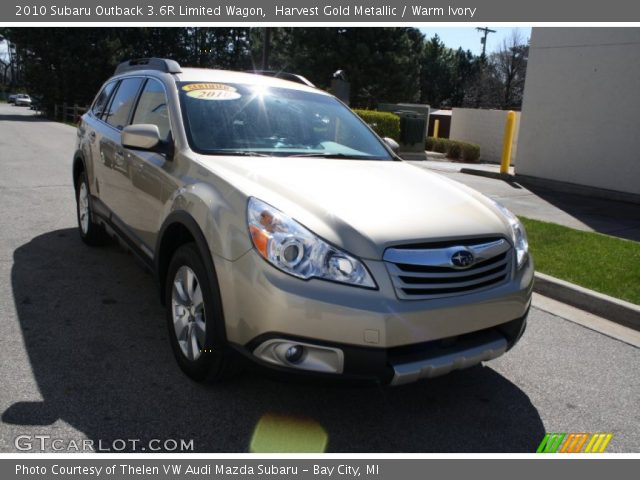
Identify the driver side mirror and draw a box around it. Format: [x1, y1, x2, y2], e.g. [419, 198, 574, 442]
[122, 124, 173, 157]
[383, 137, 400, 154]
[122, 124, 161, 150]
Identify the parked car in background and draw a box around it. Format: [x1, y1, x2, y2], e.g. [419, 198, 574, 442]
[29, 95, 43, 111]
[7, 94, 17, 104]
[14, 94, 32, 107]
[73, 58, 533, 385]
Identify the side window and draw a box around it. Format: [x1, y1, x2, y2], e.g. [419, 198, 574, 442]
[91, 81, 116, 118]
[132, 79, 171, 141]
[104, 77, 144, 130]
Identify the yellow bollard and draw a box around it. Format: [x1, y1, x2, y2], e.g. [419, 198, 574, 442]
[433, 119, 440, 139]
[500, 111, 517, 174]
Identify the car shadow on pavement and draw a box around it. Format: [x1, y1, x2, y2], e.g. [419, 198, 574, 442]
[516, 182, 640, 242]
[6, 229, 545, 452]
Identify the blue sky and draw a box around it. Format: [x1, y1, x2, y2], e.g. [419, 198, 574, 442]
[419, 27, 532, 55]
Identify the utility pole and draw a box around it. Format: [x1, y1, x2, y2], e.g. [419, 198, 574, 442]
[476, 27, 496, 58]
[261, 28, 271, 70]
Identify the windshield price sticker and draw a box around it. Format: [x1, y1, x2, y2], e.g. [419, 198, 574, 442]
[182, 83, 241, 100]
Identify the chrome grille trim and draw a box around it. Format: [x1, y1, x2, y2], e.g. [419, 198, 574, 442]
[388, 254, 509, 278]
[384, 239, 509, 268]
[394, 269, 507, 289]
[384, 237, 513, 300]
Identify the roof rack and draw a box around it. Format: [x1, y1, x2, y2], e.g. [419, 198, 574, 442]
[247, 70, 316, 88]
[115, 58, 182, 75]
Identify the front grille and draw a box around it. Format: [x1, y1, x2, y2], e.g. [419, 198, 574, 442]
[384, 237, 513, 300]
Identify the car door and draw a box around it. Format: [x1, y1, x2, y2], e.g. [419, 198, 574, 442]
[82, 79, 117, 207]
[97, 77, 144, 227]
[122, 77, 177, 253]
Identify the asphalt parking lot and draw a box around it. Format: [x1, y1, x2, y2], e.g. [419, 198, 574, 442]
[0, 104, 638, 453]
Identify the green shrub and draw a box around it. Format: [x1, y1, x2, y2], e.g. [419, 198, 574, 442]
[461, 142, 481, 162]
[446, 142, 462, 159]
[425, 136, 481, 162]
[433, 138, 447, 153]
[353, 109, 400, 141]
[425, 137, 435, 151]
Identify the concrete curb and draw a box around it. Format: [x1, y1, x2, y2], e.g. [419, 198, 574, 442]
[534, 272, 640, 331]
[425, 150, 446, 159]
[460, 167, 512, 181]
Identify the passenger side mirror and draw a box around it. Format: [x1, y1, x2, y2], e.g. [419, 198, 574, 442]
[383, 137, 400, 154]
[121, 124, 162, 151]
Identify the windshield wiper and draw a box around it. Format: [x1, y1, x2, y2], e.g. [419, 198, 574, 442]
[205, 150, 271, 157]
[287, 152, 372, 159]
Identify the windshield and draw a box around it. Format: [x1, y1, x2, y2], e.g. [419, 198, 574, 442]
[178, 82, 392, 160]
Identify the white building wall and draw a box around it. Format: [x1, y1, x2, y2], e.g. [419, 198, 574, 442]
[450, 108, 520, 164]
[516, 27, 640, 195]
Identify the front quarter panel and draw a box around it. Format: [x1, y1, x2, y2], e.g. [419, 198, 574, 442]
[73, 115, 95, 187]
[162, 157, 252, 262]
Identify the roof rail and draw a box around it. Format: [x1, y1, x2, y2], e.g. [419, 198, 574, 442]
[115, 58, 182, 75]
[247, 70, 316, 88]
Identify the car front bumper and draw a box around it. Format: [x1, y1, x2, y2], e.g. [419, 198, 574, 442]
[214, 248, 533, 384]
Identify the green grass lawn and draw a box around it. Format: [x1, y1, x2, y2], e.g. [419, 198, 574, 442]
[521, 217, 640, 305]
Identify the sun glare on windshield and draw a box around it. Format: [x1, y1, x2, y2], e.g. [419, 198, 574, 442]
[179, 81, 392, 160]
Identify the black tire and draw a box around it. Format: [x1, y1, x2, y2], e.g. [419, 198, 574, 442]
[165, 242, 239, 382]
[75, 170, 108, 246]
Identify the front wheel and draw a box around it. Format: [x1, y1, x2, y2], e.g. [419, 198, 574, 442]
[165, 243, 239, 382]
[75, 171, 107, 246]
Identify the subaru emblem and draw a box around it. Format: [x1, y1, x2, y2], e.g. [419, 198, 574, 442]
[451, 250, 474, 268]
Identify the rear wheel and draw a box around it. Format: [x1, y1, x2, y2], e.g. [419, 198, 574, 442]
[165, 242, 239, 382]
[75, 171, 107, 246]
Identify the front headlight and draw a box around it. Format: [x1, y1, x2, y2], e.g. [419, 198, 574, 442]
[492, 201, 529, 269]
[247, 197, 377, 289]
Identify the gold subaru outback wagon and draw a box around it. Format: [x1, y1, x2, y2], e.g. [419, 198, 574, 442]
[73, 58, 533, 385]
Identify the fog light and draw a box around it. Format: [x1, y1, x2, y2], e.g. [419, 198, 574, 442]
[253, 339, 344, 373]
[285, 345, 304, 364]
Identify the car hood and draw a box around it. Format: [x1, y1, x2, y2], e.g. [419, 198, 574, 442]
[196, 156, 510, 260]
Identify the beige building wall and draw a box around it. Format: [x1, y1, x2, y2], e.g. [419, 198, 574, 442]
[516, 28, 640, 195]
[450, 108, 520, 164]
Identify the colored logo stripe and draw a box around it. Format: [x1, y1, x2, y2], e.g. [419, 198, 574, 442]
[560, 433, 589, 453]
[536, 433, 613, 453]
[536, 433, 565, 453]
[585, 433, 613, 453]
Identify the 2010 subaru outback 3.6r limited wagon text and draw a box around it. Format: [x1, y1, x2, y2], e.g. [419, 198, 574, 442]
[73, 58, 533, 385]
